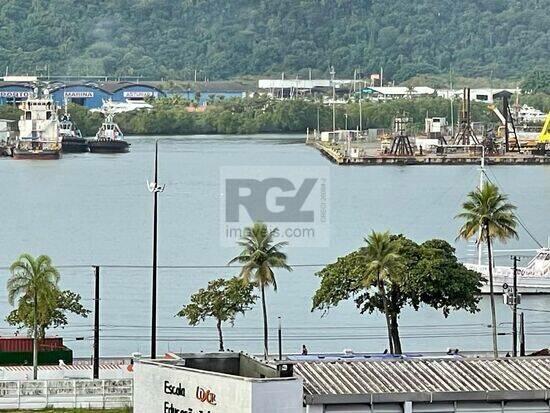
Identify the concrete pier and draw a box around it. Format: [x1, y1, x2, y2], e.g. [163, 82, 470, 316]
[310, 142, 550, 166]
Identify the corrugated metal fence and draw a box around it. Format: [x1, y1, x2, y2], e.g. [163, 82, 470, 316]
[0, 379, 133, 409]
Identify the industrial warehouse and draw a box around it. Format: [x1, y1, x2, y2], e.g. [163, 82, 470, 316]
[0, 77, 164, 108]
[133, 352, 550, 413]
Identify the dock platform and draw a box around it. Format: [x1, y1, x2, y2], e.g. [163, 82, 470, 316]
[310, 142, 550, 166]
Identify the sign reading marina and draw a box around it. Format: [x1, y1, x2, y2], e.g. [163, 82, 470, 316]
[64, 91, 94, 98]
[220, 166, 329, 247]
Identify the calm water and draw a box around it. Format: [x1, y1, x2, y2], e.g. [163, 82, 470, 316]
[0, 135, 549, 358]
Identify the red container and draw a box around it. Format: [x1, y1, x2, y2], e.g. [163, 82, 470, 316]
[0, 337, 64, 352]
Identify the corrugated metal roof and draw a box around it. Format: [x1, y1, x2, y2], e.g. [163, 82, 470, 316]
[294, 358, 550, 403]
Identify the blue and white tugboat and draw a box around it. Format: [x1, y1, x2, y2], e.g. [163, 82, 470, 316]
[88, 110, 130, 153]
[59, 103, 88, 153]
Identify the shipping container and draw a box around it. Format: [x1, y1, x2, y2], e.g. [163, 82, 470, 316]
[0, 337, 64, 353]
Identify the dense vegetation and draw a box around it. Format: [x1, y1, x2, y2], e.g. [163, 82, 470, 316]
[64, 96, 498, 137]
[0, 0, 547, 81]
[2, 91, 546, 137]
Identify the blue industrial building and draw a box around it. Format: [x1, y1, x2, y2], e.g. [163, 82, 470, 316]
[49, 83, 112, 108]
[0, 82, 35, 105]
[0, 81, 165, 108]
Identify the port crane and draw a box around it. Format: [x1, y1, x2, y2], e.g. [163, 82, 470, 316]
[488, 95, 521, 152]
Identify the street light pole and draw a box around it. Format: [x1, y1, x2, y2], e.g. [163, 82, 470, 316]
[148, 140, 165, 359]
[93, 266, 100, 379]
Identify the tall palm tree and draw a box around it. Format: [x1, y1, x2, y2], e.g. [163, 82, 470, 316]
[7, 254, 60, 379]
[229, 222, 292, 360]
[457, 182, 518, 358]
[363, 231, 401, 354]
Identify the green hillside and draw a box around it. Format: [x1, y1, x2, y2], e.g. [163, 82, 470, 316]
[0, 0, 547, 81]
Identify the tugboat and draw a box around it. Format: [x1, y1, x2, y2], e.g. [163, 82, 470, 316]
[13, 89, 61, 160]
[88, 110, 130, 153]
[59, 103, 88, 153]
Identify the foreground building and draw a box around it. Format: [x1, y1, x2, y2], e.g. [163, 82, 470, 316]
[134, 352, 550, 413]
[133, 352, 302, 413]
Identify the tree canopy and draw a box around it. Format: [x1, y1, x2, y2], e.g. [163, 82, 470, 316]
[7, 289, 90, 339]
[177, 277, 257, 351]
[0, 0, 547, 81]
[312, 235, 483, 352]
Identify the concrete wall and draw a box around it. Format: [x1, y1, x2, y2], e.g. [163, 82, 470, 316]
[134, 360, 302, 413]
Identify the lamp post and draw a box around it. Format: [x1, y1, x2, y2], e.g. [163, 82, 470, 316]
[147, 140, 165, 359]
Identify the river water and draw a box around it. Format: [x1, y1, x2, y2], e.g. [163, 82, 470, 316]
[0, 134, 549, 358]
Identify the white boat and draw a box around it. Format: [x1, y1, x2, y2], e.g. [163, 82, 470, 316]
[461, 151, 550, 294]
[465, 248, 550, 294]
[14, 89, 61, 160]
[90, 98, 153, 114]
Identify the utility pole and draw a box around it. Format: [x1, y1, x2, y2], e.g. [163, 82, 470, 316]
[148, 140, 165, 359]
[519, 312, 526, 356]
[330, 66, 336, 131]
[93, 266, 100, 379]
[278, 317, 282, 361]
[359, 98, 363, 132]
[317, 106, 320, 135]
[512, 256, 520, 356]
[449, 66, 454, 137]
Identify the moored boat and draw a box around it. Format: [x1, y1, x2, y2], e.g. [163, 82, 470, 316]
[465, 248, 550, 294]
[88, 112, 130, 153]
[59, 106, 88, 153]
[14, 90, 61, 160]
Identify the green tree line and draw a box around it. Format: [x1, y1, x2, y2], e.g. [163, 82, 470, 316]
[0, 0, 547, 81]
[66, 96, 499, 137]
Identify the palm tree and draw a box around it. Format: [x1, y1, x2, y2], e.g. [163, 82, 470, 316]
[7, 254, 60, 379]
[363, 231, 401, 354]
[457, 182, 518, 358]
[229, 222, 292, 359]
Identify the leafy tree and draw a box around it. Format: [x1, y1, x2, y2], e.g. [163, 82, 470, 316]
[177, 277, 257, 351]
[6, 290, 90, 339]
[7, 254, 60, 379]
[312, 235, 482, 354]
[456, 182, 518, 357]
[229, 222, 292, 359]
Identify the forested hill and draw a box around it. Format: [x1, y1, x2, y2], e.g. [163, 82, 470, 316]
[0, 0, 547, 81]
